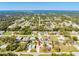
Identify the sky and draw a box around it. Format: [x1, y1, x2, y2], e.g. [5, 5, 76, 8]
[0, 2, 79, 10]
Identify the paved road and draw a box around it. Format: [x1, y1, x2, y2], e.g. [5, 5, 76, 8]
[0, 52, 79, 56]
[0, 52, 52, 56]
[72, 52, 79, 56]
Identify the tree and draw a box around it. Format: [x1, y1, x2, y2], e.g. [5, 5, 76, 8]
[72, 36, 78, 41]
[21, 26, 32, 35]
[15, 42, 26, 52]
[6, 43, 19, 51]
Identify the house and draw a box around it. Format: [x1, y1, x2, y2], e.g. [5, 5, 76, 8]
[53, 31, 60, 35]
[30, 34, 36, 41]
[73, 44, 79, 50]
[72, 23, 79, 28]
[47, 43, 52, 51]
[71, 31, 78, 35]
[16, 36, 22, 41]
[22, 37, 29, 41]
[27, 44, 36, 52]
[0, 31, 4, 35]
[36, 44, 40, 53]
[0, 44, 8, 49]
[27, 44, 32, 52]
[61, 21, 72, 27]
[58, 35, 65, 43]
[37, 32, 43, 42]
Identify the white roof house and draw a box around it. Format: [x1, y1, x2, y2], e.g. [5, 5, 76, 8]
[73, 44, 79, 50]
[22, 37, 29, 41]
[58, 35, 65, 43]
[71, 31, 78, 35]
[30, 34, 36, 41]
[72, 23, 79, 28]
[38, 32, 42, 39]
[16, 36, 22, 41]
[63, 21, 72, 26]
[0, 31, 4, 35]
[0, 44, 8, 49]
[8, 23, 17, 29]
[47, 43, 52, 49]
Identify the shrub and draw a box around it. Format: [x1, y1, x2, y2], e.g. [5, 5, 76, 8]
[72, 36, 78, 41]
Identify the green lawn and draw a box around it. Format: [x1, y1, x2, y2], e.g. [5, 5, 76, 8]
[3, 31, 12, 35]
[50, 35, 58, 41]
[52, 44, 79, 52]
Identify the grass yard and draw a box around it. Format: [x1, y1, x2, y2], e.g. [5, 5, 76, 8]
[58, 44, 79, 52]
[51, 43, 79, 52]
[50, 35, 58, 41]
[3, 31, 12, 35]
